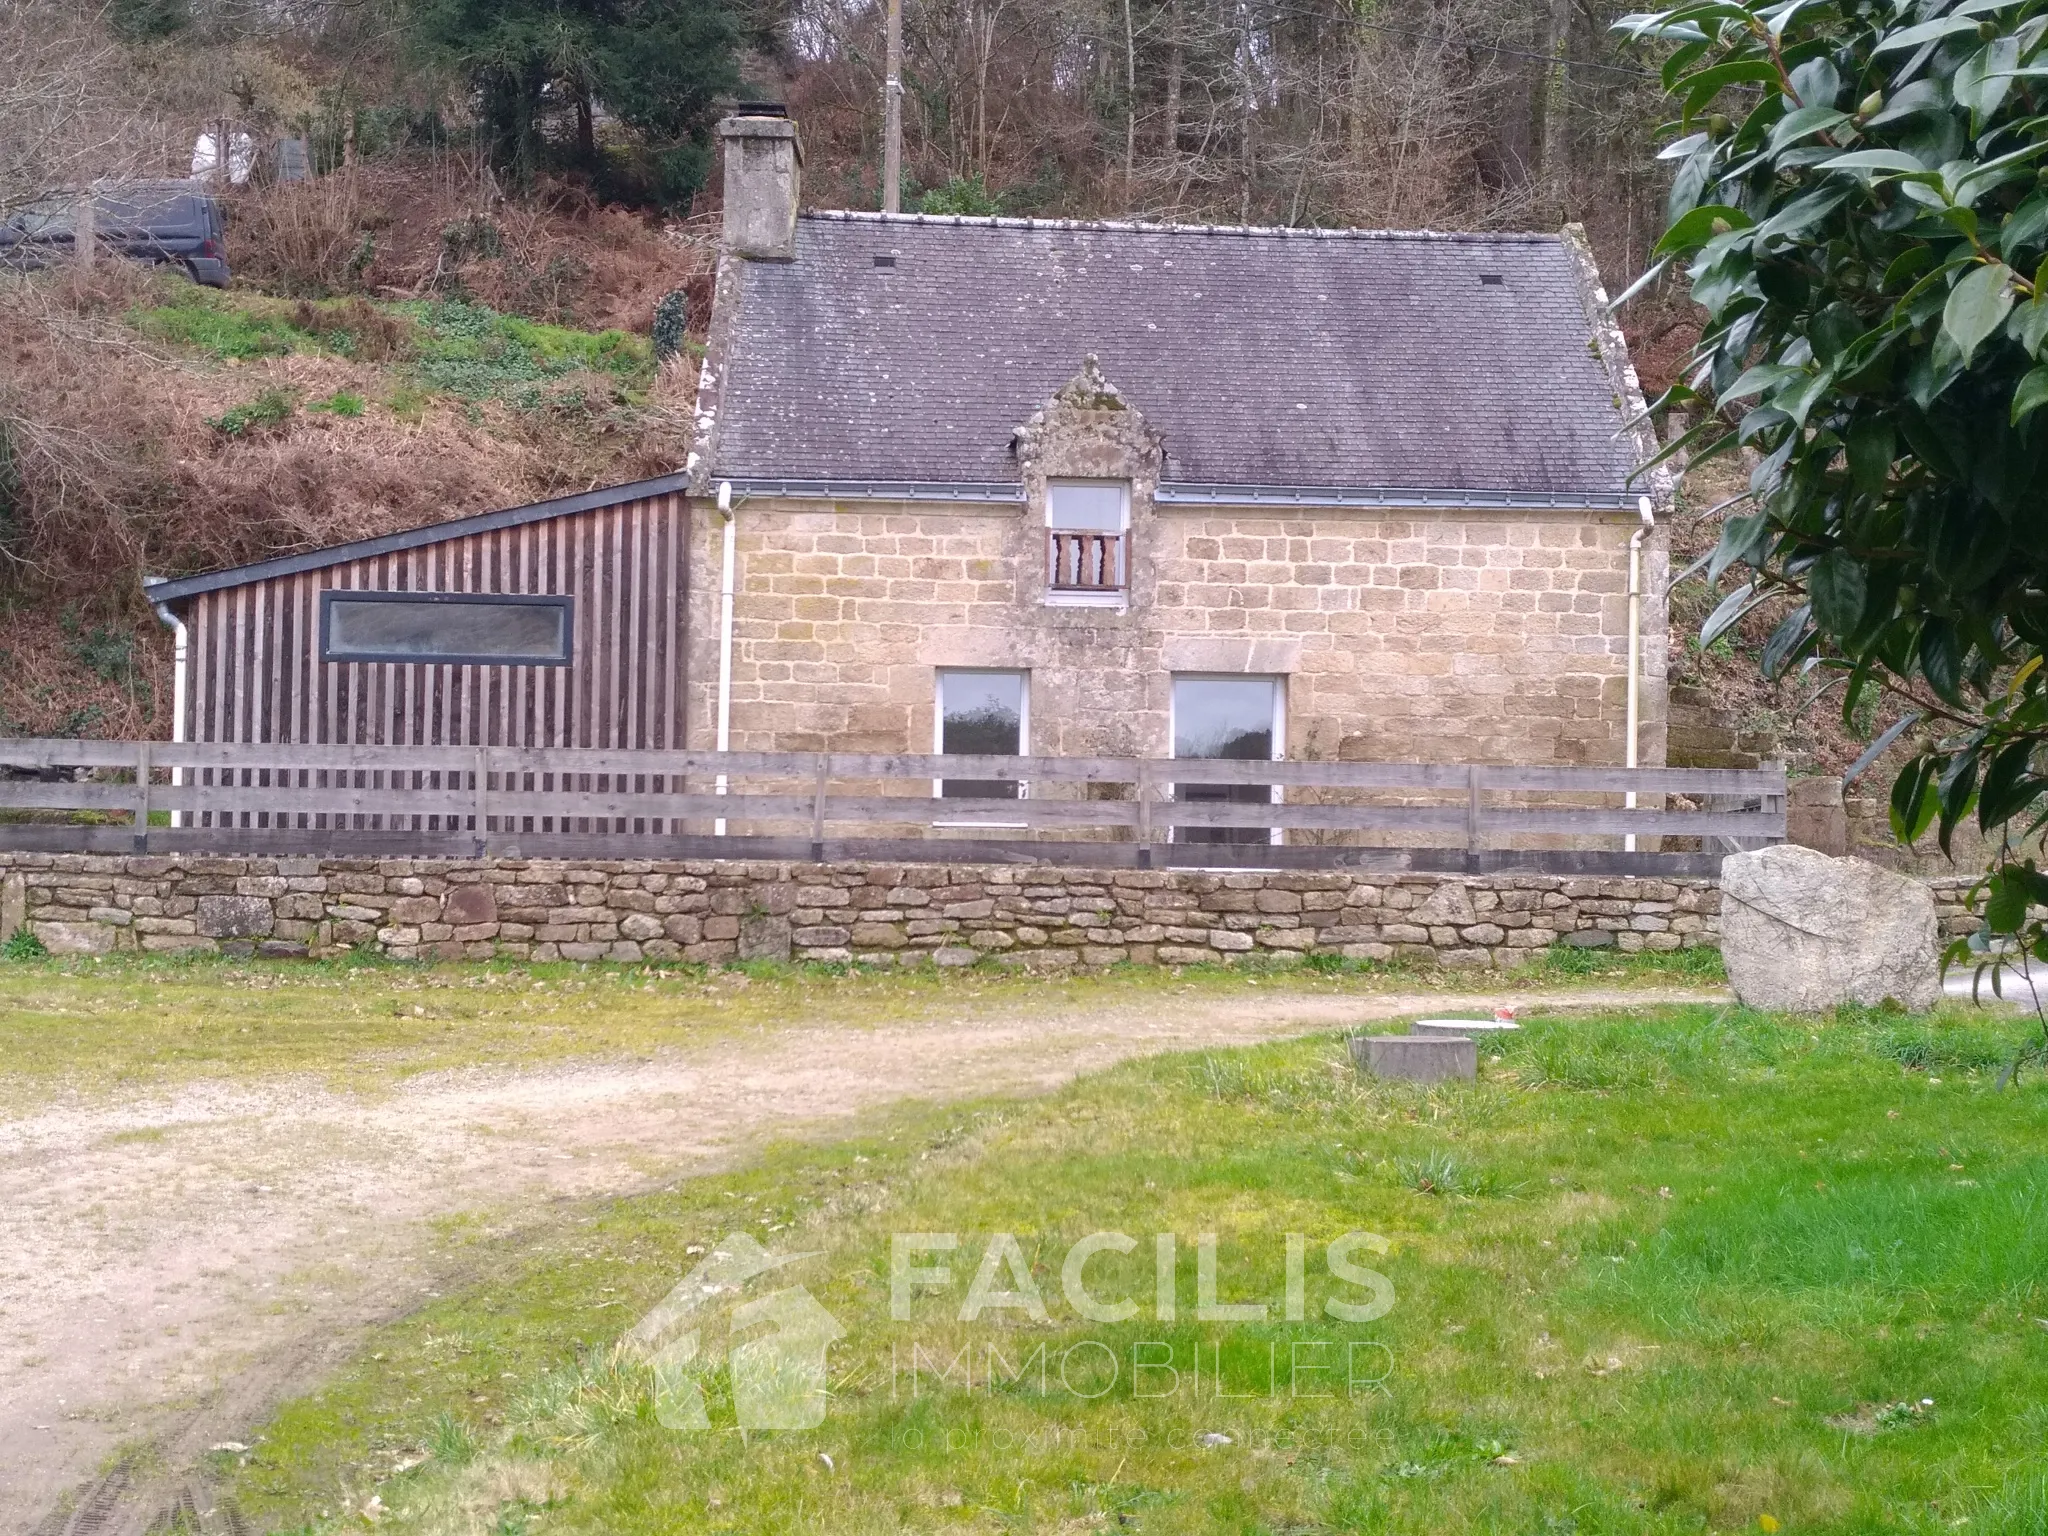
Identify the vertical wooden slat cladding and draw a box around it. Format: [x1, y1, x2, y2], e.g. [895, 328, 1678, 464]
[179, 494, 690, 752]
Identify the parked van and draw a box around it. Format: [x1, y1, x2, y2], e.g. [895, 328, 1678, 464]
[0, 180, 229, 286]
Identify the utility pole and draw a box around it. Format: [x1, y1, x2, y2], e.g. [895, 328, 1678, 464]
[883, 0, 903, 212]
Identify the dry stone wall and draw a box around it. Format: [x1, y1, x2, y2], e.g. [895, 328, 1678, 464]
[0, 853, 1978, 970]
[0, 851, 1845, 969]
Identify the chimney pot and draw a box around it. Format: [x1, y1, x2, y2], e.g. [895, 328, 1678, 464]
[719, 112, 802, 262]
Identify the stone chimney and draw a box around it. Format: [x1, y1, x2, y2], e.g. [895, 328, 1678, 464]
[718, 106, 802, 262]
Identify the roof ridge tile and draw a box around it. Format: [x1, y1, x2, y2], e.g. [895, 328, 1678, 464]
[797, 209, 1559, 244]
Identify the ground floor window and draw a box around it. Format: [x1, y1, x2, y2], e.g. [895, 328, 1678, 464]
[1171, 675, 1282, 844]
[935, 669, 1027, 800]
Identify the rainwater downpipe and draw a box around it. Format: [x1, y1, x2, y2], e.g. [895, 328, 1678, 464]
[715, 480, 736, 837]
[149, 597, 187, 829]
[1624, 494, 1656, 853]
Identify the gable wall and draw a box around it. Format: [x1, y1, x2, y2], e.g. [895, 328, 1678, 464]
[686, 496, 1669, 768]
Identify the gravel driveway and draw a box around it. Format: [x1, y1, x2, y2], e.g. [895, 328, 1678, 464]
[0, 982, 1721, 1535]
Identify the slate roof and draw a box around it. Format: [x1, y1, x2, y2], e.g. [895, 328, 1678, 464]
[710, 212, 1643, 500]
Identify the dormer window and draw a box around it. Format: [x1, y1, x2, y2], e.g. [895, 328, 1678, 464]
[1046, 480, 1128, 604]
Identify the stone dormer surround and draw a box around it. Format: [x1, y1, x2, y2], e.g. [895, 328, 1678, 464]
[1011, 355, 1164, 608]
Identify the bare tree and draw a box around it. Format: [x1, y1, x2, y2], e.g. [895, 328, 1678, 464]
[0, 3, 176, 219]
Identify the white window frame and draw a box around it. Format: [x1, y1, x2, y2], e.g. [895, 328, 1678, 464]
[933, 668, 1030, 825]
[1168, 673, 1286, 847]
[1044, 479, 1131, 609]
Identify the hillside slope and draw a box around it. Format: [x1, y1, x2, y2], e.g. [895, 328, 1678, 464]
[0, 177, 712, 737]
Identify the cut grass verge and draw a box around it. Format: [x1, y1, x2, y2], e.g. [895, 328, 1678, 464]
[218, 1001, 2048, 1535]
[0, 946, 1717, 1104]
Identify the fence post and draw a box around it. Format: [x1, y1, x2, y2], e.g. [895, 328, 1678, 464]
[1464, 764, 1482, 870]
[473, 747, 489, 858]
[132, 741, 153, 854]
[1134, 761, 1151, 869]
[810, 753, 829, 862]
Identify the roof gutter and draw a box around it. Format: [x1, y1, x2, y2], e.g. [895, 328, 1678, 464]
[721, 479, 1024, 504]
[719, 479, 1636, 510]
[1155, 483, 1638, 511]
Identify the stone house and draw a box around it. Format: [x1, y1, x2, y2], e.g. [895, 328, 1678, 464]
[687, 109, 1672, 819]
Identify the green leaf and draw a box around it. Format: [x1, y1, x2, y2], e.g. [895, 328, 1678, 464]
[1978, 741, 2044, 829]
[1955, 37, 2021, 116]
[1809, 549, 1869, 633]
[1846, 416, 1895, 492]
[1865, 78, 1950, 128]
[1787, 55, 1840, 109]
[1808, 302, 1862, 364]
[2012, 364, 2048, 423]
[1656, 130, 1711, 162]
[1938, 750, 1982, 855]
[1609, 254, 1676, 309]
[1882, 245, 1937, 290]
[1667, 142, 1719, 225]
[1654, 204, 1753, 256]
[2009, 294, 2048, 356]
[1717, 361, 1804, 405]
[1680, 58, 1785, 115]
[1701, 581, 1767, 646]
[1778, 367, 1835, 426]
[1891, 755, 1939, 844]
[1762, 602, 1815, 677]
[1999, 190, 2048, 257]
[1755, 186, 1851, 241]
[1710, 512, 1771, 581]
[1767, 105, 1852, 150]
[1816, 149, 1928, 176]
[1875, 14, 1985, 53]
[1920, 618, 1965, 702]
[1845, 712, 1921, 785]
[1942, 262, 2018, 365]
[1984, 866, 2032, 931]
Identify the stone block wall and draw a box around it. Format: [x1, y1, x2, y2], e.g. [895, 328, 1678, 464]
[0, 852, 1714, 969]
[0, 854, 1980, 970]
[691, 499, 1662, 770]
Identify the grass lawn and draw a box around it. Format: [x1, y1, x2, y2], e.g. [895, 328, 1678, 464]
[215, 997, 2048, 1535]
[0, 945, 1716, 1106]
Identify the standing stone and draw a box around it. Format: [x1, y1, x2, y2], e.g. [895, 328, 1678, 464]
[0, 873, 23, 942]
[1719, 844, 1939, 1012]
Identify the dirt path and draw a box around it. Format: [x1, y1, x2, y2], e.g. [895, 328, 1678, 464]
[0, 983, 1721, 1534]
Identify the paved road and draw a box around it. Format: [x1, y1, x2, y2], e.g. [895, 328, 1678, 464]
[1943, 961, 2047, 1010]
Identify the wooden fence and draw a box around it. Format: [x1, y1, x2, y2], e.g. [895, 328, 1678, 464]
[0, 739, 1785, 873]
